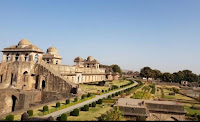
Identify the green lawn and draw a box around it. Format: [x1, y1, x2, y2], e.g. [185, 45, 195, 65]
[80, 80, 131, 94]
[67, 103, 112, 121]
[184, 105, 200, 115]
[163, 89, 195, 101]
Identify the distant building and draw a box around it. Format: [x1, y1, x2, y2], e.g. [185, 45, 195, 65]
[114, 98, 186, 121]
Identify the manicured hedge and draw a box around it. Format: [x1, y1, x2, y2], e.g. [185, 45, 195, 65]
[6, 114, 14, 121]
[108, 95, 112, 99]
[43, 105, 49, 112]
[87, 93, 91, 97]
[81, 94, 86, 100]
[27, 110, 33, 116]
[56, 102, 61, 108]
[70, 109, 80, 116]
[74, 97, 78, 102]
[81, 105, 89, 111]
[61, 113, 67, 121]
[66, 99, 70, 104]
[96, 99, 103, 104]
[92, 102, 96, 107]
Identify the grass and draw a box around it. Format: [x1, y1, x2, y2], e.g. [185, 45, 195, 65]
[11, 96, 95, 120]
[80, 80, 131, 94]
[37, 95, 96, 116]
[184, 105, 200, 115]
[67, 103, 112, 121]
[162, 89, 195, 101]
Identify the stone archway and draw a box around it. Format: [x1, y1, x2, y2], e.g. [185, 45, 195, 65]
[11, 95, 17, 112]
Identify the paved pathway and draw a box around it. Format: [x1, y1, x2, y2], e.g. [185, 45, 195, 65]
[43, 81, 138, 118]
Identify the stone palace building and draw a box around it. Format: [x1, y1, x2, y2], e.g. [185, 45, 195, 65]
[0, 39, 119, 116]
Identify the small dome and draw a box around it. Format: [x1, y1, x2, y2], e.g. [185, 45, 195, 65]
[74, 56, 83, 61]
[47, 46, 58, 54]
[87, 56, 93, 61]
[18, 39, 31, 45]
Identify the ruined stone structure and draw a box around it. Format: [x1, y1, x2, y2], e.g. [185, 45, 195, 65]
[0, 39, 119, 116]
[114, 98, 186, 121]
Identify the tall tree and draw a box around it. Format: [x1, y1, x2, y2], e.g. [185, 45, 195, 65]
[140, 67, 153, 81]
[111, 64, 122, 75]
[161, 72, 174, 82]
[152, 69, 162, 80]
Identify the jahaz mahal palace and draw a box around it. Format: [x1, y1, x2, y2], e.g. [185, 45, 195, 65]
[0, 39, 119, 116]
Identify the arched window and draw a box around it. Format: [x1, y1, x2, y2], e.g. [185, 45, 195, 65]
[56, 60, 58, 64]
[15, 54, 19, 61]
[87, 64, 90, 68]
[25, 54, 29, 62]
[23, 71, 29, 82]
[47, 59, 49, 63]
[34, 54, 38, 62]
[6, 54, 11, 62]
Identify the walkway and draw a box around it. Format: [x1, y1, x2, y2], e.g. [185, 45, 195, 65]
[43, 81, 138, 118]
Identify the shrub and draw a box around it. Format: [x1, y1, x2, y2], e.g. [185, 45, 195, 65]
[74, 97, 78, 102]
[81, 95, 86, 100]
[115, 92, 118, 96]
[6, 114, 14, 121]
[87, 93, 91, 97]
[43, 105, 49, 112]
[108, 88, 111, 91]
[102, 90, 104, 93]
[97, 99, 103, 104]
[112, 94, 115, 97]
[61, 113, 67, 121]
[108, 95, 112, 99]
[70, 109, 80, 116]
[92, 102, 96, 107]
[105, 90, 108, 93]
[56, 102, 61, 108]
[81, 105, 89, 111]
[66, 99, 70, 104]
[27, 110, 33, 116]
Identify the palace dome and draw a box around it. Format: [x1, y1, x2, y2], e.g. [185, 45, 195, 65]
[47, 46, 58, 54]
[18, 39, 31, 45]
[87, 56, 94, 61]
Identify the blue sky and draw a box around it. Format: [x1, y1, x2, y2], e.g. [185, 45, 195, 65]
[0, 0, 200, 74]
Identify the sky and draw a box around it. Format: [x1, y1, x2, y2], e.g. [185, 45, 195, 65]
[0, 0, 200, 74]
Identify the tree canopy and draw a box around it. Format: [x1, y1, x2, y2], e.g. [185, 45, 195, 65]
[139, 66, 199, 83]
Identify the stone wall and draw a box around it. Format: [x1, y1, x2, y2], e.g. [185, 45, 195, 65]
[0, 89, 41, 116]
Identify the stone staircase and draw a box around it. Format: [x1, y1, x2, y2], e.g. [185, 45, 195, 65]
[38, 61, 77, 87]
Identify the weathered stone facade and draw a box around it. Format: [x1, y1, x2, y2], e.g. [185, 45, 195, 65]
[0, 39, 119, 116]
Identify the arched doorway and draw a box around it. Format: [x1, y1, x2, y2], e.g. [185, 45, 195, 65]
[11, 95, 17, 112]
[35, 75, 39, 89]
[42, 80, 45, 89]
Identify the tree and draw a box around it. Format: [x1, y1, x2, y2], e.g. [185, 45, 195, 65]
[152, 69, 162, 80]
[140, 67, 153, 81]
[111, 64, 122, 75]
[98, 107, 124, 121]
[172, 72, 184, 83]
[161, 72, 173, 82]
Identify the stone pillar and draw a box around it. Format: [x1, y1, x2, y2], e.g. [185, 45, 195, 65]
[19, 54, 24, 62]
[11, 53, 15, 62]
[1, 54, 6, 62]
